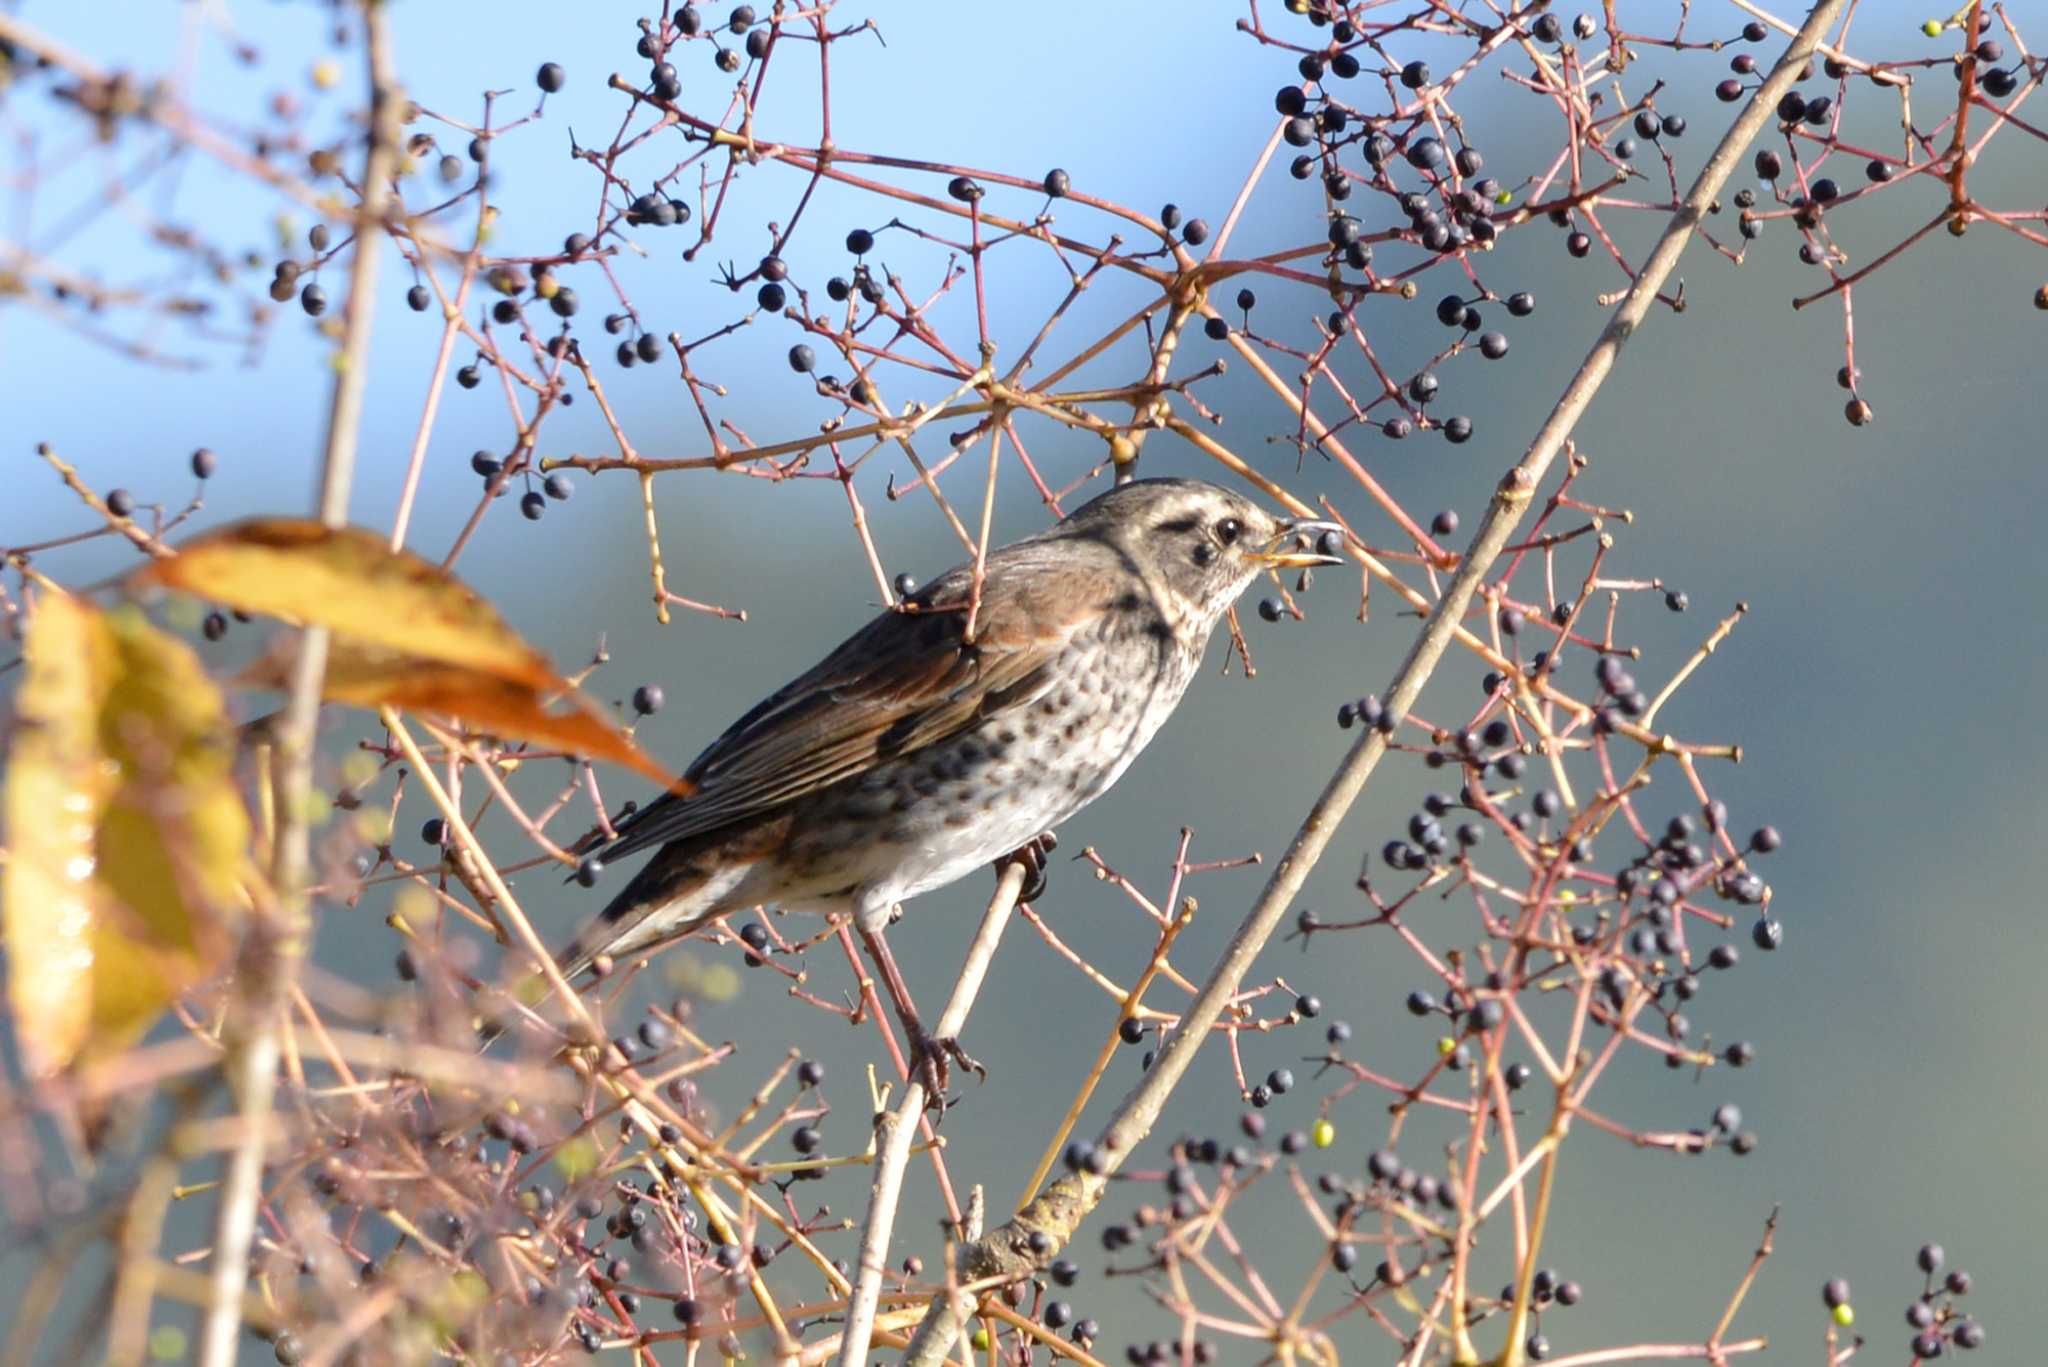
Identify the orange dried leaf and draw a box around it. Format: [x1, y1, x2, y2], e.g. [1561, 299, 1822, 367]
[133, 519, 556, 690]
[3, 594, 247, 1081]
[313, 643, 684, 792]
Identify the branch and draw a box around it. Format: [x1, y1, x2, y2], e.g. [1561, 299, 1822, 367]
[835, 861, 1026, 1367]
[193, 7, 401, 1364]
[898, 4, 1851, 1363]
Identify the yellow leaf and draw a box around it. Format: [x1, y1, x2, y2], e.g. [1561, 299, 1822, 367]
[133, 519, 557, 691]
[3, 595, 247, 1081]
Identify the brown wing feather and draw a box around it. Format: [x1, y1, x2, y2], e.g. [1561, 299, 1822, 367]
[595, 551, 1100, 863]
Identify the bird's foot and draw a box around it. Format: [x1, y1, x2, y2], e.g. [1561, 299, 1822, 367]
[905, 1023, 985, 1104]
[1000, 830, 1059, 904]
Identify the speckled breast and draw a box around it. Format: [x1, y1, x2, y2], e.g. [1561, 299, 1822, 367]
[780, 613, 1205, 905]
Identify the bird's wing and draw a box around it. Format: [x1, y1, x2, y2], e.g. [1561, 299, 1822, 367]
[596, 555, 1098, 862]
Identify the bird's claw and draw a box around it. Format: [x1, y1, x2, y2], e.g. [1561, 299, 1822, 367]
[1001, 831, 1059, 904]
[906, 1024, 985, 1104]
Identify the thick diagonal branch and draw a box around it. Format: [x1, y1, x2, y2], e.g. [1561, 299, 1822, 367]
[899, 5, 1849, 1364]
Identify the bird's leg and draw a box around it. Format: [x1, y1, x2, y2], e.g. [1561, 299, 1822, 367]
[856, 924, 983, 1104]
[997, 830, 1059, 904]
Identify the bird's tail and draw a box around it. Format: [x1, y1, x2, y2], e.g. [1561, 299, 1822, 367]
[478, 844, 750, 1046]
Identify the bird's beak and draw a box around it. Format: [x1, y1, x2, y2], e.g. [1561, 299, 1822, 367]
[1253, 519, 1347, 568]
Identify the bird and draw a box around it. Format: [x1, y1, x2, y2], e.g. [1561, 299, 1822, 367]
[529, 478, 1342, 1076]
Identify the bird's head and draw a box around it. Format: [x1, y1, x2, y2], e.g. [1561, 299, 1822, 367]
[1059, 478, 1346, 628]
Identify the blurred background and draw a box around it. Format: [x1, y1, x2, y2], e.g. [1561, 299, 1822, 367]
[3, 0, 2043, 1361]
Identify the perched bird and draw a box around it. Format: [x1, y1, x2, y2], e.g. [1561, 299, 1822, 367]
[538, 478, 1341, 1067]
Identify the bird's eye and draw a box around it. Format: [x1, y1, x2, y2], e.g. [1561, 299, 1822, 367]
[1216, 518, 1243, 546]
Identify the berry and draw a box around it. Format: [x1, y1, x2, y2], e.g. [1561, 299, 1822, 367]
[1567, 231, 1591, 257]
[1917, 1243, 1945, 1273]
[1444, 416, 1473, 443]
[1406, 137, 1448, 171]
[544, 473, 574, 501]
[300, 282, 327, 316]
[1755, 149, 1783, 179]
[1204, 317, 1229, 340]
[406, 284, 430, 311]
[105, 488, 135, 518]
[788, 344, 816, 373]
[1532, 13, 1562, 41]
[1181, 218, 1210, 246]
[637, 332, 663, 362]
[520, 491, 547, 521]
[1823, 1278, 1851, 1308]
[1431, 509, 1459, 536]
[757, 282, 787, 311]
[536, 62, 565, 93]
[947, 175, 984, 203]
[1479, 332, 1509, 359]
[1665, 589, 1689, 611]
[1257, 597, 1284, 623]
[1401, 60, 1430, 89]
[1043, 168, 1070, 197]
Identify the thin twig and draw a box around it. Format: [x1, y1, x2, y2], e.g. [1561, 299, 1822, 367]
[193, 8, 400, 1364]
[835, 860, 1026, 1367]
